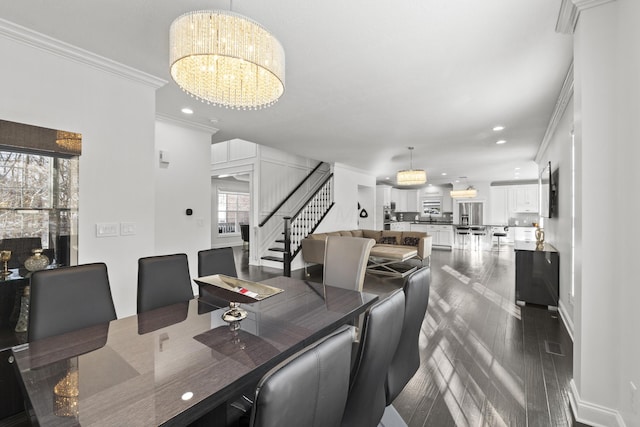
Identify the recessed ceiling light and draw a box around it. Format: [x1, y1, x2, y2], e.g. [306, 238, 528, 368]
[210, 118, 219, 123]
[496, 140, 507, 145]
[493, 125, 505, 131]
[181, 392, 194, 401]
[385, 176, 390, 180]
[515, 167, 521, 170]
[181, 107, 194, 115]
[441, 172, 447, 176]
[455, 180, 460, 183]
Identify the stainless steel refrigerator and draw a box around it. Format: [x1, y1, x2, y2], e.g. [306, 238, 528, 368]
[458, 202, 483, 225]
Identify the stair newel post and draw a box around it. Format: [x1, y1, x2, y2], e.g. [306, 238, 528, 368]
[283, 216, 292, 277]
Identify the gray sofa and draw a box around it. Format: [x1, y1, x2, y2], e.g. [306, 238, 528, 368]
[301, 229, 433, 275]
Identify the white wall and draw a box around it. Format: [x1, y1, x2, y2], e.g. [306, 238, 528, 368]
[0, 24, 162, 317]
[572, 1, 640, 426]
[536, 95, 574, 329]
[154, 120, 213, 296]
[316, 163, 377, 233]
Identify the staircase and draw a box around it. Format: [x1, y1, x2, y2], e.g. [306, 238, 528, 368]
[260, 164, 334, 276]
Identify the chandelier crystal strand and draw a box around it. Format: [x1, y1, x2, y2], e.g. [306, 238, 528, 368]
[170, 10, 285, 110]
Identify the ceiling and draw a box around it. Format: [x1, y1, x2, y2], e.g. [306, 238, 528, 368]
[0, 0, 573, 187]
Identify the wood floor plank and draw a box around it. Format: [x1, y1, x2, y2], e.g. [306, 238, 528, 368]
[233, 245, 576, 427]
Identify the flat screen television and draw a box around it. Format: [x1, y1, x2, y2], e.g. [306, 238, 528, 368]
[539, 161, 553, 218]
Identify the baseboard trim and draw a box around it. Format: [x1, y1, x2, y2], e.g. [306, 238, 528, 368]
[569, 380, 627, 427]
[558, 299, 574, 341]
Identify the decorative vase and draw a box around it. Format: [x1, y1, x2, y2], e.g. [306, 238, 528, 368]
[15, 286, 30, 333]
[535, 227, 545, 249]
[24, 248, 49, 272]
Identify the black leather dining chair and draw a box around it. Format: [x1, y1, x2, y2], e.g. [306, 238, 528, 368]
[341, 289, 405, 427]
[381, 266, 431, 427]
[28, 263, 117, 342]
[197, 247, 238, 278]
[250, 325, 355, 427]
[137, 253, 194, 314]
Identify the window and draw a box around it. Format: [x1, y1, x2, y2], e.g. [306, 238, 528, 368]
[217, 190, 249, 234]
[0, 150, 78, 263]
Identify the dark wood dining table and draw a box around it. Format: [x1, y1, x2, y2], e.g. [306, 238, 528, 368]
[11, 276, 377, 426]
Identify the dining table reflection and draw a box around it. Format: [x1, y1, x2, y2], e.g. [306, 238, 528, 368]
[12, 276, 377, 426]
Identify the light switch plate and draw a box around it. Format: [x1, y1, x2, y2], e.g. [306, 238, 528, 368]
[96, 223, 118, 237]
[120, 222, 136, 236]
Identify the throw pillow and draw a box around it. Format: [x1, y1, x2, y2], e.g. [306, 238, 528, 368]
[403, 236, 421, 247]
[378, 236, 397, 245]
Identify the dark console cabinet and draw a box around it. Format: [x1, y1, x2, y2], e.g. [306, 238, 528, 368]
[515, 241, 559, 308]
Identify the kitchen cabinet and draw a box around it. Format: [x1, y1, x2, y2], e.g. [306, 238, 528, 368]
[376, 185, 392, 207]
[406, 190, 418, 212]
[390, 222, 411, 232]
[442, 190, 453, 213]
[515, 185, 538, 213]
[410, 224, 453, 248]
[390, 189, 418, 212]
[489, 184, 538, 221]
[490, 187, 508, 225]
[514, 227, 536, 242]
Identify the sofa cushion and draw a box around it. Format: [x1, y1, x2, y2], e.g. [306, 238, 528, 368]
[350, 230, 364, 238]
[402, 236, 421, 247]
[401, 231, 427, 239]
[308, 233, 327, 241]
[381, 231, 403, 244]
[362, 230, 382, 240]
[339, 230, 355, 236]
[378, 235, 398, 245]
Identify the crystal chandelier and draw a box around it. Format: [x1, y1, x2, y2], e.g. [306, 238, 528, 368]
[169, 10, 285, 110]
[397, 147, 427, 186]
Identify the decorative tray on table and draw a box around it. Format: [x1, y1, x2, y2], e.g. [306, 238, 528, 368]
[194, 274, 284, 323]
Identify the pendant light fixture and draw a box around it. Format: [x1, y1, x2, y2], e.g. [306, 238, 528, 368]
[450, 187, 478, 198]
[169, 4, 285, 110]
[397, 147, 427, 186]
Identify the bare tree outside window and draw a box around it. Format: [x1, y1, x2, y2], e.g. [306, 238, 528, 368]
[0, 150, 78, 263]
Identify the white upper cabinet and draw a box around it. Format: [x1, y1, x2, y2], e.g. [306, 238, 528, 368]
[376, 185, 392, 206]
[490, 184, 539, 221]
[514, 185, 538, 213]
[490, 187, 509, 225]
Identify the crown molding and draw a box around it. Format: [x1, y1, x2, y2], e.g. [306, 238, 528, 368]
[556, 0, 616, 34]
[573, 0, 616, 12]
[0, 18, 167, 89]
[535, 62, 574, 163]
[156, 113, 220, 135]
[556, 0, 580, 34]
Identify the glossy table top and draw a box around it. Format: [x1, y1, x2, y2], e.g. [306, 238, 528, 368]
[12, 276, 377, 426]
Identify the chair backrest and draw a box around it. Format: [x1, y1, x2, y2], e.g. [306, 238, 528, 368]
[28, 263, 117, 342]
[323, 236, 375, 292]
[342, 290, 405, 427]
[385, 267, 431, 405]
[197, 247, 238, 278]
[250, 325, 355, 427]
[240, 224, 250, 243]
[137, 253, 194, 314]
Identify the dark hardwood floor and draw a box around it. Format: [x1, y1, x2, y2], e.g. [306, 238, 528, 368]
[234, 245, 585, 427]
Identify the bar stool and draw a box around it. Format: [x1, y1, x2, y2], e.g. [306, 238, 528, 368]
[470, 226, 486, 250]
[492, 226, 509, 251]
[455, 226, 470, 249]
